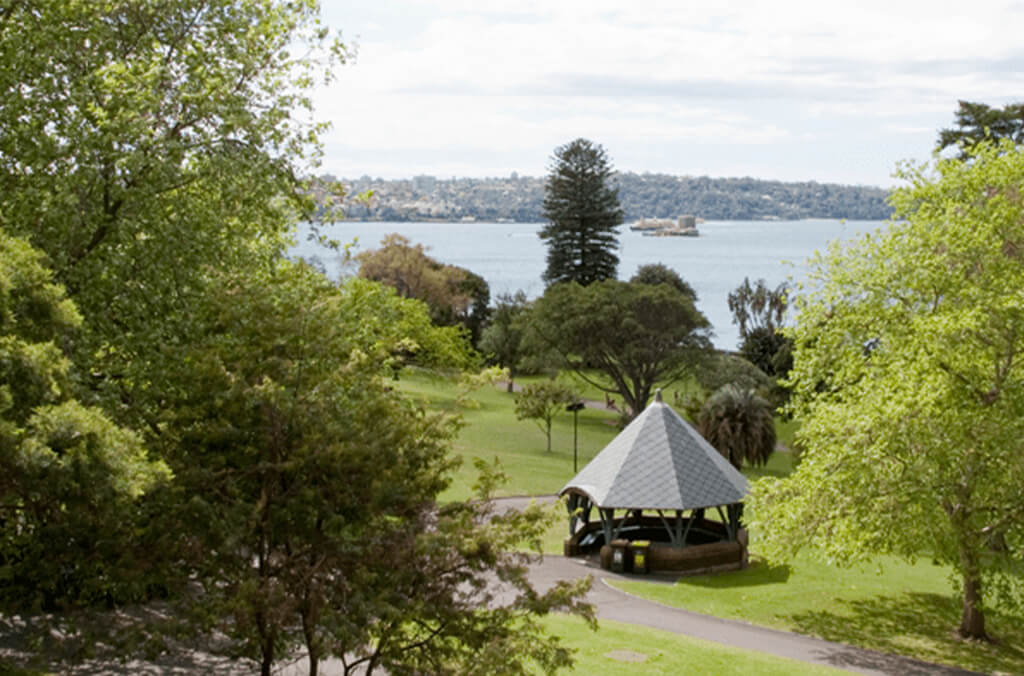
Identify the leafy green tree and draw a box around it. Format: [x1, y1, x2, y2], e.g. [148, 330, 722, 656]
[739, 326, 794, 379]
[337, 276, 476, 373]
[750, 142, 1024, 641]
[539, 139, 623, 286]
[630, 263, 697, 300]
[344, 461, 593, 675]
[528, 279, 711, 418]
[937, 100, 1024, 157]
[514, 380, 579, 452]
[479, 291, 531, 391]
[0, 0, 341, 429]
[697, 385, 776, 470]
[728, 277, 788, 338]
[455, 267, 492, 346]
[156, 262, 587, 675]
[729, 277, 792, 378]
[357, 234, 490, 344]
[0, 230, 170, 614]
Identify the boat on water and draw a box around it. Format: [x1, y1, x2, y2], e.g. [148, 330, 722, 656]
[629, 214, 701, 237]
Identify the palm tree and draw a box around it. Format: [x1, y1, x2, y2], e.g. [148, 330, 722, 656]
[697, 385, 776, 470]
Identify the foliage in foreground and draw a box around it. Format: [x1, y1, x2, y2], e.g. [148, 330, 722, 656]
[0, 2, 594, 673]
[750, 141, 1024, 641]
[151, 262, 592, 675]
[0, 0, 340, 435]
[0, 231, 170, 613]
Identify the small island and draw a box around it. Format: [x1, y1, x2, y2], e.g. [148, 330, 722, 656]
[630, 214, 701, 236]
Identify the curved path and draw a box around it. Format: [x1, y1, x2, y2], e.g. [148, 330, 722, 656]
[495, 496, 979, 676]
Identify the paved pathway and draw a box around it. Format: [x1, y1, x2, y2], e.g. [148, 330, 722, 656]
[494, 496, 980, 676]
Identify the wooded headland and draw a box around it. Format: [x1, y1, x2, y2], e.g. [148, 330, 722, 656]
[312, 172, 891, 222]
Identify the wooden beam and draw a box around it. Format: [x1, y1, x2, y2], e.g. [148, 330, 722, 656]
[715, 505, 734, 541]
[600, 508, 614, 544]
[567, 494, 579, 535]
[655, 509, 679, 545]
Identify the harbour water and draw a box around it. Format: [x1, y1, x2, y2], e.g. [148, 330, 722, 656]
[292, 219, 887, 349]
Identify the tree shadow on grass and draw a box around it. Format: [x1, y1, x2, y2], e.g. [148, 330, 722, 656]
[675, 559, 791, 589]
[742, 464, 791, 480]
[787, 592, 1024, 675]
[0, 612, 249, 676]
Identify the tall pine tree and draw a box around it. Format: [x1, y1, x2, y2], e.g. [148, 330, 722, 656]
[936, 100, 1024, 157]
[539, 138, 623, 286]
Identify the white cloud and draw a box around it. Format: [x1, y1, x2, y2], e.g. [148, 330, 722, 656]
[316, 1, 1024, 184]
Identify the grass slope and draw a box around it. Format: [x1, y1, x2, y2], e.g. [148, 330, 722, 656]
[399, 370, 1024, 674]
[398, 370, 621, 502]
[612, 553, 1024, 674]
[542, 614, 845, 675]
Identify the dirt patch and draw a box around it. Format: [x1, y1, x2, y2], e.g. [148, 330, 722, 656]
[605, 649, 648, 663]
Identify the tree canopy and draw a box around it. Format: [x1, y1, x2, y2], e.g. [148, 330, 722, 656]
[728, 277, 788, 339]
[750, 142, 1024, 641]
[0, 0, 340, 430]
[358, 233, 491, 345]
[145, 261, 585, 674]
[479, 291, 531, 391]
[0, 230, 170, 614]
[936, 100, 1024, 157]
[539, 138, 623, 286]
[0, 2, 593, 672]
[515, 380, 579, 453]
[728, 277, 793, 379]
[630, 263, 697, 300]
[528, 279, 711, 418]
[697, 385, 776, 470]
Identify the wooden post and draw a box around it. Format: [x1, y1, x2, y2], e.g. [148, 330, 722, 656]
[567, 493, 579, 535]
[600, 508, 614, 545]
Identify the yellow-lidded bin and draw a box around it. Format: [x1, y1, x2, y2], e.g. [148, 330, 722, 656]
[631, 540, 651, 574]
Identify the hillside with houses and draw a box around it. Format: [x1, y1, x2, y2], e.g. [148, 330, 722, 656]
[311, 172, 892, 222]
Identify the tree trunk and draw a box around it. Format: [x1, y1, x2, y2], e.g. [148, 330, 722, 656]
[303, 608, 319, 676]
[506, 378, 514, 393]
[959, 572, 988, 640]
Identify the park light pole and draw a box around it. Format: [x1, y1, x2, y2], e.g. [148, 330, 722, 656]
[565, 400, 585, 473]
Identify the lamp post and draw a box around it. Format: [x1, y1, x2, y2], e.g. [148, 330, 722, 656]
[566, 400, 585, 473]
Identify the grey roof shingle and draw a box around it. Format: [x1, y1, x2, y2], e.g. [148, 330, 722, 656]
[559, 393, 749, 510]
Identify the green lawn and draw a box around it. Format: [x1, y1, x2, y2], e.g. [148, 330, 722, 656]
[398, 370, 621, 501]
[612, 552, 1024, 675]
[399, 369, 795, 501]
[542, 614, 845, 675]
[398, 368, 1024, 674]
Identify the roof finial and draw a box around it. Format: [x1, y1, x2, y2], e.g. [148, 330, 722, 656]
[654, 388, 663, 404]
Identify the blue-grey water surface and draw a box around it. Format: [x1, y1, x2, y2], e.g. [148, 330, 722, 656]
[292, 219, 885, 349]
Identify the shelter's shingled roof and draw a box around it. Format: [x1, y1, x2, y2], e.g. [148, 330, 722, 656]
[559, 393, 749, 510]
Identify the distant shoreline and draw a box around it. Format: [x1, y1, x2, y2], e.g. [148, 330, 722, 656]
[323, 216, 871, 225]
[310, 172, 892, 223]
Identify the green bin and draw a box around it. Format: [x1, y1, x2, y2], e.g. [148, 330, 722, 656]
[609, 539, 631, 573]
[631, 540, 651, 574]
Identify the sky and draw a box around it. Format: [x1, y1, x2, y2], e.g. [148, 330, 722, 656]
[314, 1, 1024, 188]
